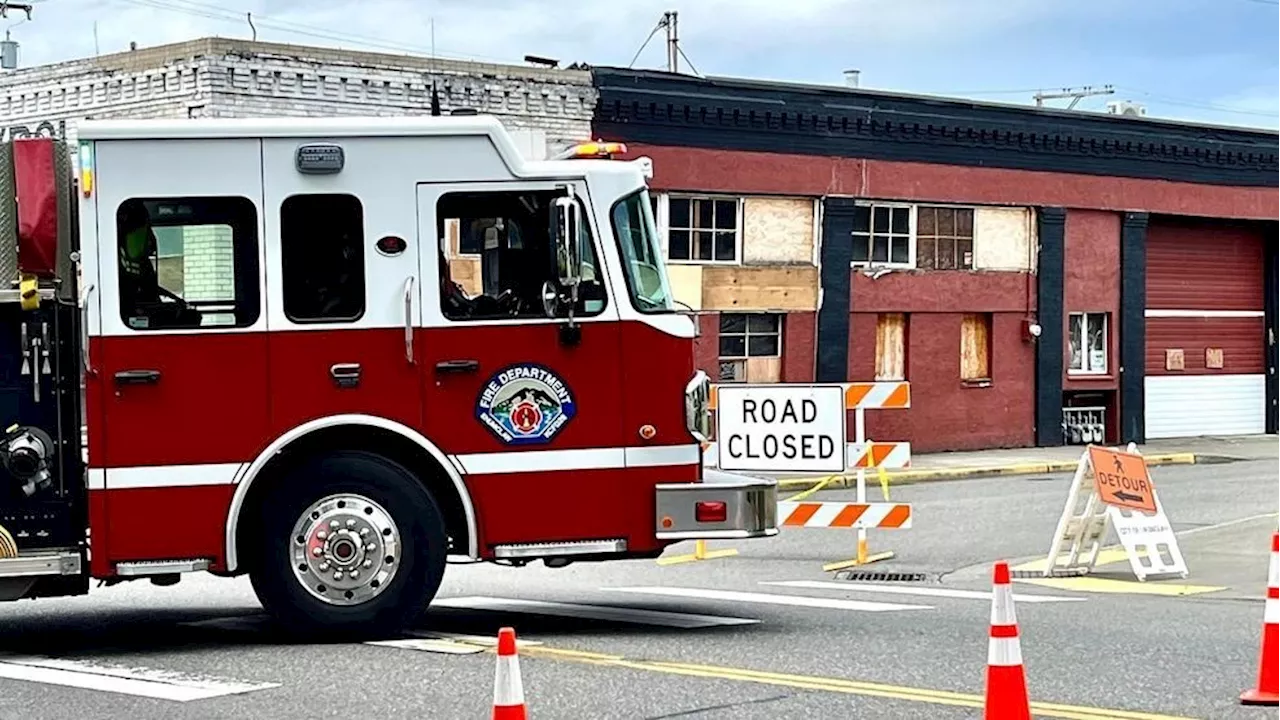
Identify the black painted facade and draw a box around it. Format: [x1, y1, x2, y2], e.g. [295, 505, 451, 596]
[1035, 208, 1066, 447]
[592, 67, 1278, 188]
[1265, 224, 1279, 436]
[1118, 213, 1151, 445]
[816, 198, 856, 383]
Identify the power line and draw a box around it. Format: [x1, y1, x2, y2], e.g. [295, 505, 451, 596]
[627, 18, 664, 69]
[1114, 86, 1278, 117]
[930, 83, 1276, 118]
[111, 0, 513, 64]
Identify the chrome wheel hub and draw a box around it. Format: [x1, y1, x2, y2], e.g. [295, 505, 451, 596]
[290, 494, 400, 606]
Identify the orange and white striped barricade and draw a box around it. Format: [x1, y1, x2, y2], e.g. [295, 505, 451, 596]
[777, 501, 912, 530]
[1042, 443, 1187, 580]
[840, 382, 911, 569]
[699, 381, 912, 570]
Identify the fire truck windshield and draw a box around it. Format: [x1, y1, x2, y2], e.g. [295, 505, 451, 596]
[610, 189, 674, 314]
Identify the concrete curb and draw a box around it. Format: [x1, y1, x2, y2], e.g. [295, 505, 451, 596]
[773, 452, 1199, 491]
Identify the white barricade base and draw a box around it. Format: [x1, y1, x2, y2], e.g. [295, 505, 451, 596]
[1043, 444, 1187, 581]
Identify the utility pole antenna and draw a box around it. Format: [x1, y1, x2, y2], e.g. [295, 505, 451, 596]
[663, 10, 679, 73]
[93, 20, 100, 56]
[0, 3, 33, 21]
[1033, 84, 1115, 110]
[428, 17, 441, 116]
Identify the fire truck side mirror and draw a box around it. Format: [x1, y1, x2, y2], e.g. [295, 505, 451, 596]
[551, 196, 582, 288]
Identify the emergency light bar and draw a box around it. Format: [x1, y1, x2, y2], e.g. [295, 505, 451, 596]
[555, 140, 628, 160]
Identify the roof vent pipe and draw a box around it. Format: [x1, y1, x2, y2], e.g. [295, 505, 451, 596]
[843, 69, 860, 88]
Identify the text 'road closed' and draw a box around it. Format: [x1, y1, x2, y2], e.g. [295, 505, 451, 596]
[715, 385, 846, 474]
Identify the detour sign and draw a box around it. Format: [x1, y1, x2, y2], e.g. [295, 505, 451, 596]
[1087, 446, 1157, 514]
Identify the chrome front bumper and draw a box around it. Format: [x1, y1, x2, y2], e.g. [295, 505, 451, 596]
[654, 469, 778, 540]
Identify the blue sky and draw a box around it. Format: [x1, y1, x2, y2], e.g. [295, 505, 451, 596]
[12, 0, 1279, 130]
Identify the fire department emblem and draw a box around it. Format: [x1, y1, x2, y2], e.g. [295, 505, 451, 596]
[475, 364, 576, 445]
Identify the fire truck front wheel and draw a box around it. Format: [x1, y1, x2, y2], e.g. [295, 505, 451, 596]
[248, 450, 448, 638]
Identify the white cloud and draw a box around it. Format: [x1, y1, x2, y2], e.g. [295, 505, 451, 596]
[5, 0, 1275, 130]
[10, 0, 1078, 68]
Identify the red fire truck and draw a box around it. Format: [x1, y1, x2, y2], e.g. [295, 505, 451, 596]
[0, 116, 777, 637]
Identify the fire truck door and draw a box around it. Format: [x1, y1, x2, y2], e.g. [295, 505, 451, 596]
[261, 139, 424, 433]
[417, 181, 628, 549]
[92, 138, 269, 563]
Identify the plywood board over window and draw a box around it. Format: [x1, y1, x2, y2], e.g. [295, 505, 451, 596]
[875, 313, 907, 380]
[742, 197, 814, 265]
[973, 207, 1036, 272]
[960, 313, 992, 382]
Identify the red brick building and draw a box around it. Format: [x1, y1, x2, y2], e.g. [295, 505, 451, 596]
[591, 68, 1278, 453]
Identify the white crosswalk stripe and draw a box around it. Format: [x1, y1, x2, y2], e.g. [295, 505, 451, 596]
[430, 595, 760, 628]
[601, 586, 933, 612]
[760, 580, 1087, 604]
[364, 638, 486, 655]
[0, 655, 279, 702]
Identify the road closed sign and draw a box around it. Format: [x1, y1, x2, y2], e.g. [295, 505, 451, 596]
[715, 385, 846, 473]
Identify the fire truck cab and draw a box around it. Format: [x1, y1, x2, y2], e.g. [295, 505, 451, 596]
[0, 116, 777, 636]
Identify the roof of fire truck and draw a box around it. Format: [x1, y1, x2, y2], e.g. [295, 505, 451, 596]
[75, 114, 651, 181]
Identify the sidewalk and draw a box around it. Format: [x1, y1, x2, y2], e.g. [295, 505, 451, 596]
[761, 434, 1277, 491]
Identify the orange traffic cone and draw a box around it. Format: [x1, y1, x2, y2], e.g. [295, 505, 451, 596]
[1240, 530, 1279, 706]
[984, 560, 1031, 720]
[492, 626, 528, 719]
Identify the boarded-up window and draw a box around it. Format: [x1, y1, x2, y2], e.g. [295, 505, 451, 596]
[875, 313, 907, 380]
[960, 313, 992, 381]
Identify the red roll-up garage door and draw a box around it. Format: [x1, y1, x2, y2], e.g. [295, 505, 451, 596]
[1145, 219, 1266, 439]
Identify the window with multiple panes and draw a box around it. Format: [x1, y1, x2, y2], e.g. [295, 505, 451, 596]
[280, 193, 367, 322]
[667, 195, 739, 263]
[915, 206, 974, 270]
[851, 203, 912, 266]
[116, 196, 259, 330]
[437, 190, 607, 321]
[850, 203, 979, 270]
[960, 313, 992, 382]
[1068, 312, 1108, 375]
[718, 313, 781, 383]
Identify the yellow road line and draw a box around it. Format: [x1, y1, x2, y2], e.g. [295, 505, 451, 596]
[1016, 576, 1225, 596]
[515, 646, 1200, 720]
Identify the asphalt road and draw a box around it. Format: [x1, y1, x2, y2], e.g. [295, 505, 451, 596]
[0, 456, 1275, 720]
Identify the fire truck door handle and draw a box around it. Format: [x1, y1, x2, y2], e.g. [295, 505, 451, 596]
[330, 363, 362, 388]
[114, 369, 160, 385]
[435, 359, 479, 374]
[403, 276, 415, 365]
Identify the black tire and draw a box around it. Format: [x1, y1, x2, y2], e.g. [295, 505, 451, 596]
[248, 450, 447, 640]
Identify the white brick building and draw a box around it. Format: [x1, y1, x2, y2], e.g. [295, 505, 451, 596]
[2, 37, 596, 300]
[0, 37, 595, 149]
